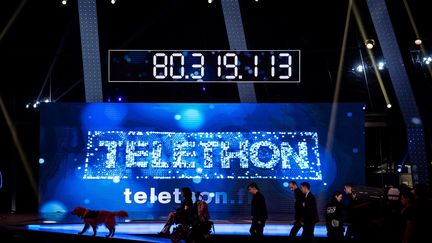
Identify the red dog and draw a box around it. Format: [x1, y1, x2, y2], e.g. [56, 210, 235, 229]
[71, 206, 128, 237]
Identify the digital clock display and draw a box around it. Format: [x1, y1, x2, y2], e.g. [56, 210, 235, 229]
[109, 50, 300, 82]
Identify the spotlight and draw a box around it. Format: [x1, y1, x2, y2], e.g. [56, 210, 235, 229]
[387, 103, 392, 109]
[111, 0, 116, 4]
[415, 39, 422, 45]
[378, 62, 385, 70]
[423, 56, 432, 65]
[25, 104, 30, 109]
[33, 103, 37, 108]
[208, 0, 213, 3]
[44, 99, 50, 103]
[355, 64, 364, 73]
[397, 168, 402, 173]
[365, 39, 375, 49]
[61, 0, 67, 5]
[117, 96, 122, 102]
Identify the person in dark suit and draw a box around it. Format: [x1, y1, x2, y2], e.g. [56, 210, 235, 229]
[288, 180, 304, 238]
[247, 182, 268, 239]
[326, 191, 344, 241]
[300, 182, 319, 241]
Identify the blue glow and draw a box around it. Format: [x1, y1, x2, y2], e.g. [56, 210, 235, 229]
[346, 112, 353, 117]
[319, 150, 337, 188]
[178, 108, 204, 130]
[26, 222, 341, 238]
[104, 104, 127, 122]
[283, 182, 289, 187]
[124, 55, 131, 63]
[113, 176, 120, 183]
[174, 114, 181, 120]
[192, 176, 202, 184]
[352, 147, 359, 153]
[39, 158, 45, 164]
[84, 199, 90, 204]
[411, 117, 421, 125]
[81, 103, 128, 129]
[40, 201, 68, 221]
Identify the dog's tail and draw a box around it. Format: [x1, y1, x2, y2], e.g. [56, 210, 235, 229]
[115, 210, 129, 219]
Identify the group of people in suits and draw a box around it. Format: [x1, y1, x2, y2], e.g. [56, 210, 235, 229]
[247, 181, 319, 241]
[287, 181, 320, 240]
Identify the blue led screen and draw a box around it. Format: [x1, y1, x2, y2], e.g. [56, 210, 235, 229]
[39, 103, 364, 221]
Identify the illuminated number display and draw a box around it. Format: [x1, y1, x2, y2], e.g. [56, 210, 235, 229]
[109, 50, 300, 82]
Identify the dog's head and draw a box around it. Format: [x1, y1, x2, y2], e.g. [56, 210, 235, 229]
[71, 206, 87, 218]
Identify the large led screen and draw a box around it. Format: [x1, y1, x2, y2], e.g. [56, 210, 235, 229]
[39, 103, 364, 221]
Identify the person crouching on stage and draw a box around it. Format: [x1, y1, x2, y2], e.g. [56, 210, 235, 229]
[159, 187, 193, 235]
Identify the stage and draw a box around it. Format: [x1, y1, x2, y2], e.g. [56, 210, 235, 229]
[26, 221, 331, 237]
[1, 214, 336, 242]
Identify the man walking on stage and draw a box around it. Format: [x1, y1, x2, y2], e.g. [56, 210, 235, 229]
[247, 182, 268, 239]
[300, 182, 319, 242]
[288, 180, 304, 238]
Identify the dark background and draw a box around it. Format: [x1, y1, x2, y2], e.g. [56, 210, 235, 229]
[0, 0, 431, 214]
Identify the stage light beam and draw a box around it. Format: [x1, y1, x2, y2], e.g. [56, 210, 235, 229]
[111, 0, 116, 4]
[403, 0, 432, 77]
[0, 96, 38, 196]
[62, 0, 67, 5]
[326, 0, 353, 153]
[0, 0, 28, 44]
[353, 1, 392, 110]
